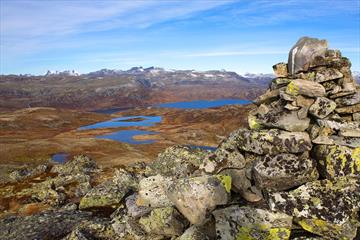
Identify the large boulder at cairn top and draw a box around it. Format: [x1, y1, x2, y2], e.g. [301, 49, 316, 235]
[288, 36, 328, 75]
[268, 177, 360, 240]
[213, 206, 293, 240]
[166, 175, 230, 225]
[253, 153, 319, 191]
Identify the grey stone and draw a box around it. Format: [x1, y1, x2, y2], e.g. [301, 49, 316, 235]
[335, 91, 360, 106]
[272, 62, 288, 77]
[308, 97, 337, 119]
[288, 36, 328, 75]
[286, 79, 326, 97]
[137, 175, 173, 208]
[315, 68, 343, 82]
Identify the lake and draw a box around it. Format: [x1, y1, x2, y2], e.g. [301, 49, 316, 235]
[51, 152, 69, 164]
[80, 99, 250, 145]
[157, 99, 252, 109]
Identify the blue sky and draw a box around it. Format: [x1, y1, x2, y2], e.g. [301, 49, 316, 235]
[1, 0, 359, 75]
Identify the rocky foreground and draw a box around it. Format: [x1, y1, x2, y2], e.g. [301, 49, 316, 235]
[1, 37, 360, 240]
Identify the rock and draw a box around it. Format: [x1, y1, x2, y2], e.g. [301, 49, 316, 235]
[285, 79, 326, 97]
[329, 90, 356, 99]
[139, 207, 188, 237]
[339, 128, 360, 137]
[315, 68, 343, 82]
[137, 175, 173, 208]
[0, 210, 92, 240]
[268, 177, 360, 240]
[353, 112, 360, 121]
[271, 78, 291, 90]
[295, 71, 316, 81]
[166, 175, 230, 225]
[253, 153, 318, 191]
[177, 222, 214, 240]
[329, 135, 360, 148]
[308, 97, 337, 118]
[213, 206, 293, 240]
[335, 91, 360, 106]
[9, 164, 49, 182]
[317, 119, 360, 131]
[254, 88, 281, 105]
[63, 219, 116, 240]
[335, 103, 360, 114]
[125, 193, 151, 218]
[79, 169, 136, 211]
[272, 63, 288, 77]
[148, 145, 209, 178]
[51, 155, 98, 176]
[313, 145, 360, 178]
[224, 128, 312, 155]
[284, 103, 300, 111]
[220, 168, 263, 202]
[288, 37, 328, 75]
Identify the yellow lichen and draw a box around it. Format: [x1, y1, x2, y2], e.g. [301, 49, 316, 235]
[216, 174, 232, 193]
[235, 226, 291, 240]
[266, 228, 291, 240]
[352, 147, 360, 172]
[248, 115, 263, 130]
[286, 81, 299, 96]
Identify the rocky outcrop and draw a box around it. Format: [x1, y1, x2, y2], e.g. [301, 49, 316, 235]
[1, 37, 359, 240]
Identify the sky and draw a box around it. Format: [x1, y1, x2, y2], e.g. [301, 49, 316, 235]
[0, 0, 359, 75]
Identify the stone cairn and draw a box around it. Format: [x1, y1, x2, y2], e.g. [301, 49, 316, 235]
[1, 37, 359, 240]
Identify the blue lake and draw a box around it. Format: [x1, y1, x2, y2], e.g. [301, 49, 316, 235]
[96, 130, 157, 144]
[157, 99, 251, 109]
[51, 153, 69, 164]
[79, 115, 162, 130]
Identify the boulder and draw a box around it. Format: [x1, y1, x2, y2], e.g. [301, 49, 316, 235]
[51, 155, 98, 176]
[286, 79, 326, 97]
[148, 145, 209, 178]
[223, 128, 312, 155]
[271, 78, 291, 90]
[335, 103, 360, 114]
[315, 68, 343, 82]
[288, 37, 328, 75]
[125, 193, 151, 218]
[308, 97, 336, 119]
[312, 145, 360, 178]
[139, 207, 188, 237]
[268, 177, 360, 240]
[253, 153, 319, 191]
[213, 206, 293, 240]
[137, 175, 173, 208]
[166, 175, 230, 225]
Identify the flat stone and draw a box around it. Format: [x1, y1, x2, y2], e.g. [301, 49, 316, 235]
[139, 207, 187, 237]
[137, 175, 173, 208]
[288, 36, 328, 75]
[315, 68, 343, 82]
[329, 90, 356, 99]
[272, 62, 288, 77]
[270, 78, 291, 90]
[335, 103, 360, 114]
[285, 103, 300, 111]
[224, 128, 312, 155]
[339, 128, 360, 137]
[295, 71, 316, 81]
[353, 112, 360, 121]
[268, 177, 360, 240]
[125, 193, 151, 218]
[317, 119, 360, 131]
[253, 88, 281, 105]
[286, 79, 326, 97]
[335, 91, 360, 106]
[166, 175, 230, 225]
[253, 153, 319, 191]
[312, 145, 360, 178]
[309, 97, 336, 119]
[213, 206, 293, 240]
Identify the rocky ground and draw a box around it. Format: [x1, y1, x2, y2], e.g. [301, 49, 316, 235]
[0, 37, 359, 240]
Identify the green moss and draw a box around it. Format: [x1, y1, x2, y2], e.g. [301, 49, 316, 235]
[216, 174, 232, 193]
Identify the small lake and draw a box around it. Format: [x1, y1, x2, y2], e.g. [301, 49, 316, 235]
[96, 130, 157, 144]
[51, 153, 69, 164]
[157, 99, 251, 109]
[79, 115, 161, 130]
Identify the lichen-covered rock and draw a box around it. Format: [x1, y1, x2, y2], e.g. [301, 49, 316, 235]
[254, 88, 281, 105]
[0, 210, 92, 240]
[308, 97, 336, 119]
[176, 218, 216, 240]
[125, 193, 151, 218]
[312, 145, 360, 178]
[335, 103, 360, 114]
[166, 175, 230, 225]
[139, 207, 188, 237]
[51, 155, 98, 176]
[273, 63, 288, 77]
[221, 128, 312, 155]
[315, 68, 343, 82]
[253, 153, 319, 191]
[213, 206, 293, 240]
[9, 164, 49, 182]
[271, 78, 292, 90]
[79, 169, 136, 210]
[335, 91, 360, 106]
[285, 79, 326, 97]
[137, 175, 173, 208]
[267, 177, 360, 240]
[148, 145, 209, 178]
[288, 37, 328, 75]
